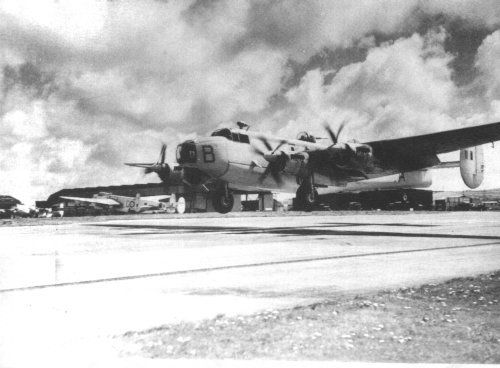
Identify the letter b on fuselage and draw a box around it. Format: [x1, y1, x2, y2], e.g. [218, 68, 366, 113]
[195, 138, 229, 178]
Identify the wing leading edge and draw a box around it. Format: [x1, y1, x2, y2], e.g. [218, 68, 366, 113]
[60, 196, 121, 206]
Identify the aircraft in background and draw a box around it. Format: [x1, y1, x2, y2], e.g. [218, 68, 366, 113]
[126, 120, 500, 213]
[61, 192, 185, 214]
[0, 203, 39, 218]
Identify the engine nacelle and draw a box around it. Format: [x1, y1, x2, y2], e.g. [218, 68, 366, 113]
[284, 152, 310, 177]
[460, 146, 484, 189]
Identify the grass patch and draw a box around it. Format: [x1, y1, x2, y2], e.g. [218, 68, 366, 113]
[124, 271, 500, 362]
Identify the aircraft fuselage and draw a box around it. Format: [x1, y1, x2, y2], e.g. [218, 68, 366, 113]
[176, 130, 432, 193]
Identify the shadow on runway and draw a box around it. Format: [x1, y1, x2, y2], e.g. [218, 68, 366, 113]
[92, 223, 500, 241]
[322, 222, 438, 227]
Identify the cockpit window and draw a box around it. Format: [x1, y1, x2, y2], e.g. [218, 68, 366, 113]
[211, 128, 249, 144]
[231, 132, 240, 142]
[239, 134, 250, 144]
[211, 128, 232, 140]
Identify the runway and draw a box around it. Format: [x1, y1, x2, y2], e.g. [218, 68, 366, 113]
[1, 211, 500, 366]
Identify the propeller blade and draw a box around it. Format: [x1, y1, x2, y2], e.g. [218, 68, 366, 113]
[324, 123, 337, 144]
[159, 144, 167, 164]
[336, 120, 347, 141]
[271, 140, 287, 154]
[252, 146, 266, 157]
[258, 153, 287, 187]
[127, 143, 172, 183]
[324, 120, 347, 145]
[258, 136, 273, 151]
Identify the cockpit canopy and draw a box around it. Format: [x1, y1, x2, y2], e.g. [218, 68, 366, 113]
[297, 131, 316, 143]
[211, 128, 250, 144]
[211, 128, 232, 139]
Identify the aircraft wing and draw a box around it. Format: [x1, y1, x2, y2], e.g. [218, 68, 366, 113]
[60, 196, 121, 206]
[142, 195, 170, 201]
[365, 121, 500, 171]
[124, 162, 155, 168]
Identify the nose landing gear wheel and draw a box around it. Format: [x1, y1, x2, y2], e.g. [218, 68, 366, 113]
[213, 189, 234, 214]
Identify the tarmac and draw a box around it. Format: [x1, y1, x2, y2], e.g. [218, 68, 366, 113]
[1, 211, 500, 367]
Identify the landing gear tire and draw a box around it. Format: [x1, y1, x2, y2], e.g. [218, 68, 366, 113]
[296, 184, 318, 212]
[213, 190, 234, 214]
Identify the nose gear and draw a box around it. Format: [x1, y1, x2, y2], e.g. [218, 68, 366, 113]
[295, 175, 318, 212]
[212, 183, 234, 214]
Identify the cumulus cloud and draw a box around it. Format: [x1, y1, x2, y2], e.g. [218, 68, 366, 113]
[475, 31, 500, 100]
[1, 0, 500, 203]
[278, 29, 456, 139]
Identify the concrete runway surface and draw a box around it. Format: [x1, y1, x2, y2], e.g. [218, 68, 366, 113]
[1, 211, 500, 366]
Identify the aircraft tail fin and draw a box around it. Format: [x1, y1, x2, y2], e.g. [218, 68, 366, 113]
[460, 146, 485, 189]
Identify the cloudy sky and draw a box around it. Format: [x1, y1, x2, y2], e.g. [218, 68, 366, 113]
[2, 0, 500, 204]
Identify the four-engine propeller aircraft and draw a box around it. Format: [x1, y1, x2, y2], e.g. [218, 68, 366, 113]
[126, 121, 500, 213]
[61, 192, 185, 214]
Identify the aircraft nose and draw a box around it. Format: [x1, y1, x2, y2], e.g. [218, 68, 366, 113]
[176, 140, 197, 164]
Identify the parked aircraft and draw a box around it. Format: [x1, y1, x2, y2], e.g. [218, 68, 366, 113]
[0, 203, 39, 218]
[126, 121, 500, 213]
[61, 192, 185, 214]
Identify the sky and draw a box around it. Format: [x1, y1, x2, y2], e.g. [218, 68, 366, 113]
[1, 0, 500, 205]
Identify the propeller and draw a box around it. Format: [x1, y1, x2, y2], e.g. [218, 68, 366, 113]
[144, 143, 167, 174]
[320, 120, 370, 178]
[252, 136, 288, 186]
[324, 120, 347, 145]
[125, 143, 171, 182]
[259, 151, 288, 185]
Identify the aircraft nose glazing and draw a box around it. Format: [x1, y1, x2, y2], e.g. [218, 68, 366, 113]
[176, 140, 197, 164]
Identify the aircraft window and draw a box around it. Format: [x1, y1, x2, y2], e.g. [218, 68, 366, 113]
[470, 151, 473, 160]
[211, 128, 232, 140]
[231, 132, 240, 142]
[463, 150, 468, 160]
[239, 134, 250, 144]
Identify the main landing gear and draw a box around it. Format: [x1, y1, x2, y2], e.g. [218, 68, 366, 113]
[295, 176, 318, 212]
[212, 183, 234, 214]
